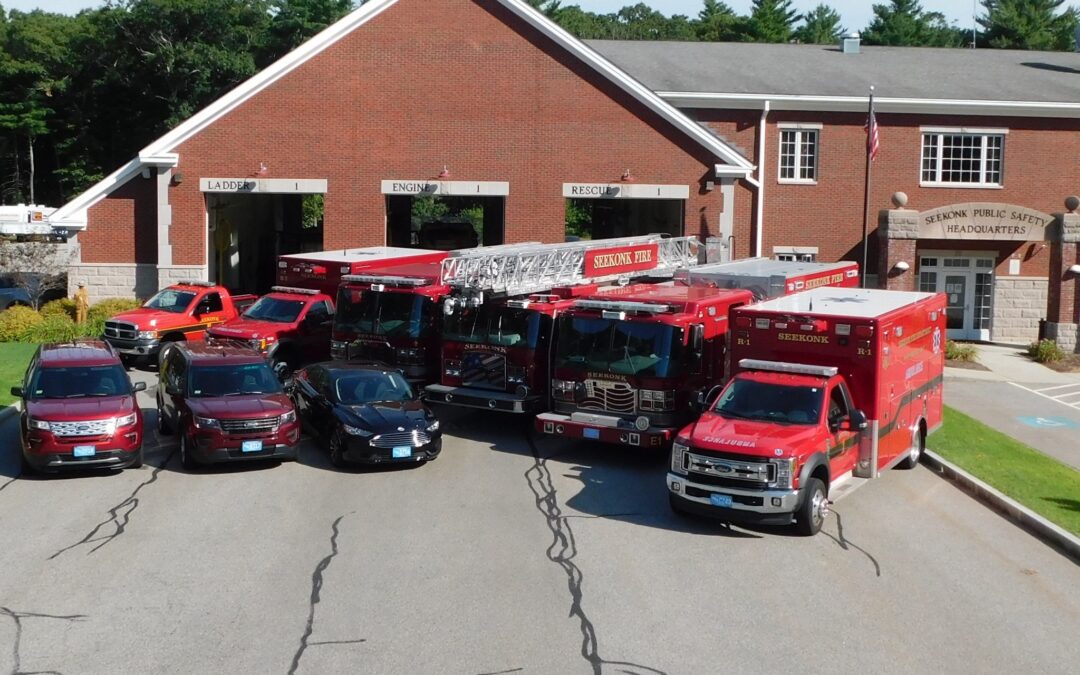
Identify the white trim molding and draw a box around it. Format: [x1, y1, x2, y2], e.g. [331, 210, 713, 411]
[381, 180, 510, 196]
[777, 121, 823, 130]
[562, 182, 690, 200]
[920, 126, 1009, 135]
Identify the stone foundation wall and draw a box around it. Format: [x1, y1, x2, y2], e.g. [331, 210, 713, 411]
[1045, 322, 1079, 353]
[158, 265, 208, 289]
[992, 277, 1048, 345]
[69, 263, 159, 302]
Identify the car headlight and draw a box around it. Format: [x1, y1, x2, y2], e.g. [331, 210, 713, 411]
[426, 419, 440, 432]
[773, 456, 798, 490]
[279, 410, 296, 425]
[343, 424, 371, 436]
[507, 366, 526, 384]
[115, 412, 138, 428]
[29, 417, 50, 431]
[443, 360, 462, 377]
[193, 415, 220, 430]
[671, 440, 689, 475]
[136, 330, 158, 339]
[397, 347, 425, 364]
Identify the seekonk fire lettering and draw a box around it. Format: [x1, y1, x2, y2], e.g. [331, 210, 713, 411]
[803, 273, 845, 290]
[591, 249, 654, 270]
[777, 333, 830, 344]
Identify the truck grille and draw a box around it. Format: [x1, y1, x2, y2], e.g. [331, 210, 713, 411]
[370, 430, 432, 448]
[50, 419, 115, 437]
[580, 379, 636, 414]
[686, 451, 774, 485]
[219, 417, 279, 435]
[462, 351, 506, 391]
[104, 321, 137, 340]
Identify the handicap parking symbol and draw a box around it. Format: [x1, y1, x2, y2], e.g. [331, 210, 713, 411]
[1017, 416, 1080, 429]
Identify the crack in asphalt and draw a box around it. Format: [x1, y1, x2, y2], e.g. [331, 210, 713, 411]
[524, 432, 667, 675]
[822, 510, 882, 577]
[287, 514, 364, 675]
[477, 669, 524, 675]
[46, 448, 176, 560]
[1, 607, 86, 675]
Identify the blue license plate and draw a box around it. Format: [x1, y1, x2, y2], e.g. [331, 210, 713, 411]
[241, 440, 263, 453]
[583, 428, 600, 440]
[710, 493, 733, 508]
[392, 446, 412, 459]
[73, 445, 96, 458]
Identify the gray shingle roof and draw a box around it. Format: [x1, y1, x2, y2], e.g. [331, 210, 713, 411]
[586, 40, 1080, 103]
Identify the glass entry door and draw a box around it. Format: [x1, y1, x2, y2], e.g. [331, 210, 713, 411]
[919, 256, 994, 341]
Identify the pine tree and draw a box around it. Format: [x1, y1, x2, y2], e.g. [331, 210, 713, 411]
[795, 4, 845, 44]
[746, 0, 801, 43]
[696, 0, 745, 41]
[978, 0, 1078, 50]
[863, 0, 963, 46]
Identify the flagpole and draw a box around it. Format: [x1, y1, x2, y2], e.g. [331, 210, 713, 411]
[861, 85, 875, 289]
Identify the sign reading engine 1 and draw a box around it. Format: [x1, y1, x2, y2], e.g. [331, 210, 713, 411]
[918, 202, 1053, 241]
[584, 243, 659, 276]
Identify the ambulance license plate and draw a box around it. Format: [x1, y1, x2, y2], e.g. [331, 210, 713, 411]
[392, 446, 412, 459]
[583, 428, 600, 440]
[73, 445, 96, 458]
[241, 440, 263, 453]
[710, 493, 733, 508]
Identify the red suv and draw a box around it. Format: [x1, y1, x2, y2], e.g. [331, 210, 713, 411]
[11, 340, 146, 474]
[157, 342, 300, 469]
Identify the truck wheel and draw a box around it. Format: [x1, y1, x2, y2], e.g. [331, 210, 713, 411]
[668, 493, 690, 517]
[898, 427, 925, 470]
[179, 431, 197, 471]
[794, 477, 828, 536]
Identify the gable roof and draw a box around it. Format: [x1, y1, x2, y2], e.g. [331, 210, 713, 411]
[590, 40, 1080, 116]
[49, 0, 753, 228]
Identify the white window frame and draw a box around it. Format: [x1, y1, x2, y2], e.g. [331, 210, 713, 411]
[919, 127, 1008, 189]
[777, 123, 821, 185]
[774, 246, 818, 262]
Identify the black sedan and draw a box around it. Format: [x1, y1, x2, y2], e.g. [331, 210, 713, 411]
[291, 361, 441, 467]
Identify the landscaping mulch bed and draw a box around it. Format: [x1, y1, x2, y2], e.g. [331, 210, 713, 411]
[1043, 354, 1080, 373]
[946, 359, 990, 371]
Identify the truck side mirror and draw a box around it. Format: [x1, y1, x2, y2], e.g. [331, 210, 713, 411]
[9, 386, 23, 397]
[841, 410, 868, 431]
[689, 324, 704, 357]
[165, 384, 181, 397]
[693, 384, 723, 413]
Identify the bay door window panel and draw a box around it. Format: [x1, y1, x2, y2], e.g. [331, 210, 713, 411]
[778, 126, 819, 183]
[921, 130, 1005, 187]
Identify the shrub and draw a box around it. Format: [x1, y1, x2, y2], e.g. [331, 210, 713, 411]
[1027, 339, 1064, 364]
[18, 315, 79, 344]
[40, 297, 76, 319]
[87, 297, 143, 323]
[945, 340, 978, 362]
[0, 305, 44, 341]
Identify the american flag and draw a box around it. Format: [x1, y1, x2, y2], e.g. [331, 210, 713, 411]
[866, 99, 880, 161]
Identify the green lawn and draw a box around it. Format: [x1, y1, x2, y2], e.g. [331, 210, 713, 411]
[0, 343, 37, 408]
[929, 407, 1080, 537]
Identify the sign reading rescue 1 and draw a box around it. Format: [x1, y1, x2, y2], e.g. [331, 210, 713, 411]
[918, 203, 1053, 241]
[584, 243, 659, 277]
[200, 178, 329, 194]
[563, 183, 690, 200]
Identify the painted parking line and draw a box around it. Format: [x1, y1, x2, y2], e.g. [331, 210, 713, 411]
[1034, 383, 1080, 393]
[1008, 382, 1080, 411]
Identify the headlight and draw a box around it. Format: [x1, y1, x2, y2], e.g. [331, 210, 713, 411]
[343, 424, 371, 436]
[193, 415, 220, 430]
[444, 360, 462, 377]
[671, 440, 689, 475]
[551, 379, 576, 402]
[279, 410, 296, 425]
[115, 412, 138, 428]
[397, 347, 425, 364]
[136, 330, 158, 339]
[331, 340, 348, 358]
[641, 389, 675, 411]
[29, 417, 50, 431]
[773, 457, 798, 490]
[507, 366, 527, 384]
[426, 419, 440, 432]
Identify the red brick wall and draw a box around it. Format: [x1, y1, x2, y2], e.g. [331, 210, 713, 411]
[86, 0, 754, 266]
[1048, 242, 1080, 324]
[81, 175, 157, 264]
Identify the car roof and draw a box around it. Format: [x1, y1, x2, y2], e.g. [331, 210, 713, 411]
[308, 360, 400, 376]
[177, 341, 267, 365]
[39, 339, 121, 367]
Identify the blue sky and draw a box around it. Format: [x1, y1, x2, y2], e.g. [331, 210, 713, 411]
[3, 1, 977, 34]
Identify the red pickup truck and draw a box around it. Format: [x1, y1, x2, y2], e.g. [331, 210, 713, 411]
[103, 281, 257, 364]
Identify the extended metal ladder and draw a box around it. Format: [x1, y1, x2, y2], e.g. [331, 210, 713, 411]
[440, 235, 701, 299]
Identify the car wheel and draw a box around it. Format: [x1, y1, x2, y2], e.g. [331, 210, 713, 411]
[156, 406, 172, 436]
[328, 428, 347, 469]
[794, 477, 828, 536]
[130, 446, 144, 470]
[180, 431, 197, 471]
[19, 451, 35, 477]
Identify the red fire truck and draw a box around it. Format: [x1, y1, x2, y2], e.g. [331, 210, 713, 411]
[424, 236, 702, 412]
[667, 287, 946, 535]
[276, 247, 446, 296]
[677, 257, 859, 297]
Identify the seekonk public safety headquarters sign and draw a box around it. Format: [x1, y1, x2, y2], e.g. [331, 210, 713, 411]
[919, 203, 1053, 241]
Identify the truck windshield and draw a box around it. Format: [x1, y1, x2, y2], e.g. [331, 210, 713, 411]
[554, 316, 684, 377]
[444, 305, 541, 349]
[28, 365, 131, 399]
[144, 289, 196, 313]
[334, 289, 431, 339]
[188, 362, 283, 398]
[334, 371, 416, 404]
[243, 296, 305, 323]
[714, 379, 823, 426]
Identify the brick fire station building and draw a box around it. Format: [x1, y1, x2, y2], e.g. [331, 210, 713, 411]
[47, 0, 1080, 350]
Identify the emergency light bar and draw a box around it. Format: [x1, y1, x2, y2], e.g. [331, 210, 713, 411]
[342, 274, 432, 287]
[178, 280, 217, 287]
[739, 359, 838, 378]
[270, 286, 320, 296]
[575, 299, 673, 314]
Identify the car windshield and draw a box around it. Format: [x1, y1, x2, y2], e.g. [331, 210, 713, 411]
[713, 379, 823, 426]
[243, 296, 306, 323]
[188, 363, 282, 398]
[444, 305, 541, 348]
[334, 371, 415, 404]
[144, 289, 196, 313]
[334, 288, 431, 339]
[554, 316, 684, 377]
[28, 365, 131, 399]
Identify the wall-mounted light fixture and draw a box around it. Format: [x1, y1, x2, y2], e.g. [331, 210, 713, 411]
[438, 166, 451, 179]
[140, 167, 152, 179]
[620, 169, 635, 182]
[1068, 264, 1080, 275]
[893, 261, 910, 272]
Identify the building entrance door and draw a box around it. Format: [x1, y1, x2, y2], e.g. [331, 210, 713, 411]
[918, 255, 994, 341]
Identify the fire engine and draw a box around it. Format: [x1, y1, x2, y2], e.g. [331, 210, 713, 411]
[424, 235, 702, 412]
[536, 259, 862, 448]
[667, 287, 946, 535]
[276, 247, 446, 297]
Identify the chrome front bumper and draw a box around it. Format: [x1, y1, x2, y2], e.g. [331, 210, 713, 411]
[667, 473, 801, 515]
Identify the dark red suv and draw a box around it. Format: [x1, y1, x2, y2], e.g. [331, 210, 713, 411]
[11, 340, 146, 474]
[156, 342, 300, 469]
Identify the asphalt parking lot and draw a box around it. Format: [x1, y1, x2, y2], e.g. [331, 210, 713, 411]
[1, 368, 1078, 674]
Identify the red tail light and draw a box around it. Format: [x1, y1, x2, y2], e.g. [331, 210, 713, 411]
[735, 316, 752, 328]
[855, 325, 874, 337]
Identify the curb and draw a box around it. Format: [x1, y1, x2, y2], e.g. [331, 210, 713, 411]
[923, 449, 1080, 564]
[0, 402, 19, 425]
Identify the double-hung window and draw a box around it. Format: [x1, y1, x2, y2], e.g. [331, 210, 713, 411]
[921, 128, 1006, 187]
[778, 123, 820, 183]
